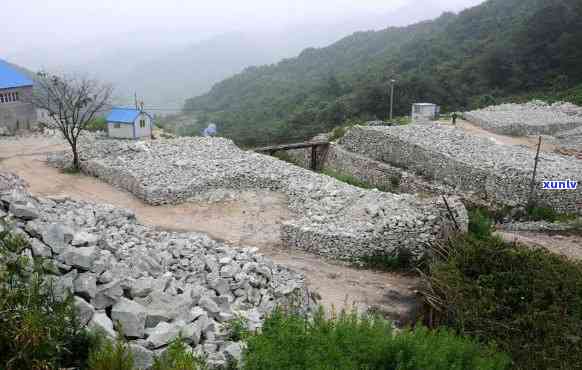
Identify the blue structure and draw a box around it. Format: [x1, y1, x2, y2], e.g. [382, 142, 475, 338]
[0, 60, 33, 90]
[0, 59, 36, 133]
[106, 107, 153, 139]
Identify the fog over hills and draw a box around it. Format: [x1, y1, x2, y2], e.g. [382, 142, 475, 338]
[2, 0, 483, 111]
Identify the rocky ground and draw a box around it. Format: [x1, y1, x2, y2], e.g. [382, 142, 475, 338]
[0, 171, 313, 368]
[47, 135, 466, 262]
[464, 100, 582, 136]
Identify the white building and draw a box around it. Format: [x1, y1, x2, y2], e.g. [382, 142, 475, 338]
[106, 107, 153, 139]
[411, 103, 440, 123]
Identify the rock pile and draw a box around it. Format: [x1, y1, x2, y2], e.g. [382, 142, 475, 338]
[0, 172, 311, 368]
[464, 100, 582, 136]
[47, 135, 467, 261]
[340, 124, 582, 215]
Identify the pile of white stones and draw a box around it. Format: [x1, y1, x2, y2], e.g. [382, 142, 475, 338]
[340, 124, 582, 215]
[48, 135, 466, 261]
[464, 100, 582, 136]
[0, 172, 311, 369]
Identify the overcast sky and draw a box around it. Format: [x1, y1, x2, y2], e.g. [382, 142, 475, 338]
[2, 0, 483, 69]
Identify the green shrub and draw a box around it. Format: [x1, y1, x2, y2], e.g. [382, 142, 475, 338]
[151, 337, 207, 370]
[423, 234, 582, 369]
[225, 314, 250, 342]
[525, 204, 558, 222]
[0, 225, 95, 370]
[243, 307, 509, 370]
[86, 117, 108, 132]
[468, 208, 493, 239]
[87, 336, 134, 370]
[359, 248, 414, 271]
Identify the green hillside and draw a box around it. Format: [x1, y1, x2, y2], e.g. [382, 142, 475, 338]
[184, 0, 582, 146]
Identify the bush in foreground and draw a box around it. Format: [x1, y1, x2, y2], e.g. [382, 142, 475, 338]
[0, 225, 95, 369]
[423, 234, 582, 369]
[243, 307, 509, 370]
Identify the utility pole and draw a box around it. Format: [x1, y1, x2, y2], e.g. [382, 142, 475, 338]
[389, 79, 396, 121]
[528, 136, 542, 208]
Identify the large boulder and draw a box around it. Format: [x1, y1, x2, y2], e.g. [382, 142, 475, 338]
[93, 279, 123, 309]
[41, 223, 74, 254]
[145, 322, 181, 349]
[9, 201, 39, 220]
[74, 296, 95, 327]
[88, 311, 117, 338]
[62, 246, 98, 270]
[111, 297, 147, 338]
[74, 272, 98, 300]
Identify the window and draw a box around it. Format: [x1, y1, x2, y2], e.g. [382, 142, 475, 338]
[139, 119, 146, 128]
[113, 123, 121, 129]
[0, 94, 4, 103]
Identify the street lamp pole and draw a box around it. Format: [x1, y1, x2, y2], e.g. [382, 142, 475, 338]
[389, 79, 396, 121]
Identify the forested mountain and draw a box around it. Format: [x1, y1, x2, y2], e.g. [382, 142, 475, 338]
[184, 0, 582, 146]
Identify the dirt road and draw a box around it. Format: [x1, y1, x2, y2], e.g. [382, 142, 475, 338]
[0, 135, 421, 321]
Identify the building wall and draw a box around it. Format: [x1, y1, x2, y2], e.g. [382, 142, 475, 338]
[134, 113, 152, 138]
[107, 122, 134, 139]
[0, 86, 36, 134]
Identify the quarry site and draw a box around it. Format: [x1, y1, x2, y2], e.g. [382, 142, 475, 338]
[1, 100, 582, 368]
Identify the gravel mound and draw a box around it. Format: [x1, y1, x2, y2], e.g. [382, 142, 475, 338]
[0, 174, 312, 368]
[47, 135, 467, 261]
[340, 124, 582, 215]
[464, 100, 582, 136]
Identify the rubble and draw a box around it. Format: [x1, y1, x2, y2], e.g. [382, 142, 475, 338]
[464, 100, 582, 136]
[47, 135, 466, 261]
[0, 171, 311, 368]
[340, 124, 582, 215]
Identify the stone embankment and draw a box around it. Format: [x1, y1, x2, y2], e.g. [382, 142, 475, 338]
[48, 135, 467, 261]
[339, 124, 582, 215]
[464, 100, 582, 136]
[0, 171, 312, 368]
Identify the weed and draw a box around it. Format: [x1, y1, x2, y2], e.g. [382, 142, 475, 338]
[151, 337, 207, 370]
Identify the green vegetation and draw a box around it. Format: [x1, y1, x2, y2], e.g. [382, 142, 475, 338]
[88, 336, 135, 370]
[0, 224, 96, 370]
[422, 234, 582, 370]
[243, 307, 510, 370]
[468, 208, 493, 239]
[358, 248, 415, 272]
[322, 168, 397, 192]
[152, 338, 208, 370]
[184, 0, 582, 146]
[86, 117, 108, 132]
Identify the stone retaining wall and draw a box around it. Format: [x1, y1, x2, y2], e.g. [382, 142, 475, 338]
[340, 125, 582, 215]
[48, 136, 468, 262]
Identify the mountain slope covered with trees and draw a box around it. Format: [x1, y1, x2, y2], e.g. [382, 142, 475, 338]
[184, 0, 582, 146]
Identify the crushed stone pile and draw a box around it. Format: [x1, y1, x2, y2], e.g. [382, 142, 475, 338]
[340, 124, 582, 215]
[47, 135, 467, 261]
[0, 171, 312, 368]
[464, 100, 582, 136]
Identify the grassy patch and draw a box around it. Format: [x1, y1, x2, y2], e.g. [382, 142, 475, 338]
[61, 165, 82, 175]
[322, 168, 396, 192]
[468, 208, 493, 239]
[243, 307, 510, 370]
[422, 234, 582, 370]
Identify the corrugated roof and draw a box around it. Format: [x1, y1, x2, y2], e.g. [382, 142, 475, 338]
[0, 60, 34, 89]
[106, 108, 141, 123]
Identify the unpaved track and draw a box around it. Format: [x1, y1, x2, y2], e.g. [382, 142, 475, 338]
[497, 231, 582, 261]
[0, 136, 421, 321]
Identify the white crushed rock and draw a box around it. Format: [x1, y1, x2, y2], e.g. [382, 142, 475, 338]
[339, 124, 582, 215]
[464, 100, 582, 136]
[0, 172, 312, 368]
[47, 135, 467, 261]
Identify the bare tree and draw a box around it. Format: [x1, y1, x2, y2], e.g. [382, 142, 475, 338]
[33, 72, 112, 170]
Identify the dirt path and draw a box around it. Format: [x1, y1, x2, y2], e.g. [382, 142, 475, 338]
[497, 231, 582, 261]
[440, 119, 559, 153]
[0, 136, 421, 321]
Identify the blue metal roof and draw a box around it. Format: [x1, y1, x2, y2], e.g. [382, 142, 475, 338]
[106, 108, 141, 124]
[0, 60, 34, 90]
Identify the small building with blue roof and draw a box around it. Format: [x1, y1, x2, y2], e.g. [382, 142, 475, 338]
[106, 107, 153, 139]
[0, 59, 37, 134]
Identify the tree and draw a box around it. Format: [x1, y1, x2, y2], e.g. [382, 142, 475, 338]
[34, 73, 112, 170]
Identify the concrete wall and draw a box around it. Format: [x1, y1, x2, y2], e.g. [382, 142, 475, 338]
[108, 122, 134, 139]
[0, 86, 36, 133]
